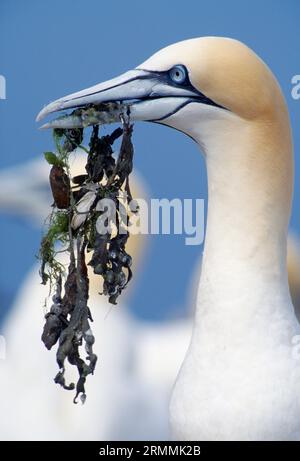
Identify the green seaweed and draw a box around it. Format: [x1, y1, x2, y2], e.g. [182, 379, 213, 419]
[39, 210, 69, 284]
[44, 151, 66, 168]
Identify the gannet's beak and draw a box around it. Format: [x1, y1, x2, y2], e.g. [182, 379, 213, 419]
[36, 67, 206, 128]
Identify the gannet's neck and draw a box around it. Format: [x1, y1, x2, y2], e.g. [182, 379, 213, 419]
[169, 100, 300, 442]
[195, 104, 294, 329]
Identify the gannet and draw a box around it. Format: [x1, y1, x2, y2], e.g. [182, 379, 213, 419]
[38, 37, 300, 440]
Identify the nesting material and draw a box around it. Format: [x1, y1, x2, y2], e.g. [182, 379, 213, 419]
[39, 106, 135, 402]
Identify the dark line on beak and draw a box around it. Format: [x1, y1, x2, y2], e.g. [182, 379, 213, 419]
[152, 99, 194, 121]
[66, 74, 155, 103]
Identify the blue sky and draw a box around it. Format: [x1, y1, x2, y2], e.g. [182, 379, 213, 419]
[0, 0, 299, 323]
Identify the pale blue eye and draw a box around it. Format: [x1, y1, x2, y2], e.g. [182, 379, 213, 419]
[169, 65, 187, 84]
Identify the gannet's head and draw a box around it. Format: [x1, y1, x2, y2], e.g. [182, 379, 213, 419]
[37, 37, 286, 145]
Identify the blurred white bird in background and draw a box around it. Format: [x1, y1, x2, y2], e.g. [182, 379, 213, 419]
[0, 152, 192, 441]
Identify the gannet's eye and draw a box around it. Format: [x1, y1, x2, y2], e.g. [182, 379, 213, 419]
[169, 65, 187, 84]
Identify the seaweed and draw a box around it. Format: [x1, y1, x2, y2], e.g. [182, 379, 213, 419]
[39, 107, 135, 401]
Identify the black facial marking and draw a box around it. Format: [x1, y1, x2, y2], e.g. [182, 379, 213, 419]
[136, 65, 226, 111]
